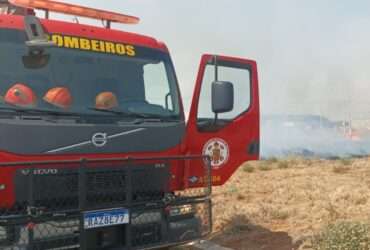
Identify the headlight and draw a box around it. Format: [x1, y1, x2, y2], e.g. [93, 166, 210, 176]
[0, 184, 5, 191]
[169, 204, 195, 217]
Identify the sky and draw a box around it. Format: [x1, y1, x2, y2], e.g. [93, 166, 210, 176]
[48, 0, 370, 120]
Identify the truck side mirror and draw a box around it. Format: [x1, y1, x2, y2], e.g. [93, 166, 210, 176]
[212, 81, 234, 114]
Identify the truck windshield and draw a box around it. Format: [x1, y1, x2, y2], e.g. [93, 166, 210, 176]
[0, 29, 181, 120]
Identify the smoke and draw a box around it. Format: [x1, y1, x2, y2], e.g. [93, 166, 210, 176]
[261, 115, 370, 158]
[256, 1, 370, 158]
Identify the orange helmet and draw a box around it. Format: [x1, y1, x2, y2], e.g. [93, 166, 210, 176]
[4, 83, 37, 107]
[43, 87, 72, 109]
[95, 92, 118, 110]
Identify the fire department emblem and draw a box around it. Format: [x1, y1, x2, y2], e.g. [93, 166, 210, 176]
[202, 138, 229, 169]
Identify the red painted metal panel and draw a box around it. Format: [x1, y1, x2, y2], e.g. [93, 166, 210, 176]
[184, 54, 260, 187]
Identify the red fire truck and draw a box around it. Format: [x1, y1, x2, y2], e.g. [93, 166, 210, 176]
[0, 0, 259, 249]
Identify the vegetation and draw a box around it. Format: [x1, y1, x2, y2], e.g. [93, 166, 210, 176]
[332, 165, 350, 174]
[242, 164, 255, 173]
[277, 160, 289, 169]
[312, 221, 370, 250]
[340, 158, 353, 166]
[259, 163, 272, 171]
[270, 209, 290, 220]
[266, 157, 279, 164]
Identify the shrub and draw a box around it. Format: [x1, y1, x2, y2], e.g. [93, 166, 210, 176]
[259, 163, 272, 171]
[312, 221, 370, 250]
[340, 158, 353, 166]
[332, 166, 350, 174]
[355, 197, 368, 205]
[227, 185, 238, 194]
[266, 157, 278, 164]
[270, 209, 289, 220]
[243, 164, 255, 173]
[278, 161, 289, 169]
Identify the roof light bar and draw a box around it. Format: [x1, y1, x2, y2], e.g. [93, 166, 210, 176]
[8, 0, 140, 25]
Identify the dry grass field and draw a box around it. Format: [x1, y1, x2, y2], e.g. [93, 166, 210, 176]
[202, 157, 370, 250]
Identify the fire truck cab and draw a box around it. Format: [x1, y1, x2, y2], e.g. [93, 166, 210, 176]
[0, 1, 259, 249]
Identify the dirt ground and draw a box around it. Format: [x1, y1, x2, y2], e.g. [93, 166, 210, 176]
[199, 157, 370, 250]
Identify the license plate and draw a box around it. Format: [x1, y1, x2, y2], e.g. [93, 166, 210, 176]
[84, 208, 129, 229]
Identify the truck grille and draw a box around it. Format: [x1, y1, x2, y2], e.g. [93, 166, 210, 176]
[86, 170, 127, 208]
[15, 163, 170, 211]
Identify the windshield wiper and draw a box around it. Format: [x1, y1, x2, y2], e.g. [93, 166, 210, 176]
[88, 107, 180, 122]
[87, 107, 151, 118]
[0, 105, 82, 117]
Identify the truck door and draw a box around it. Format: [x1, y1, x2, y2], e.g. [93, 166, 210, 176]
[185, 54, 259, 186]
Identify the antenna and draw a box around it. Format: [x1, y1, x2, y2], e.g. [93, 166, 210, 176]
[9, 0, 140, 28]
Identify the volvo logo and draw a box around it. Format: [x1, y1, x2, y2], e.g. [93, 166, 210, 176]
[92, 133, 108, 147]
